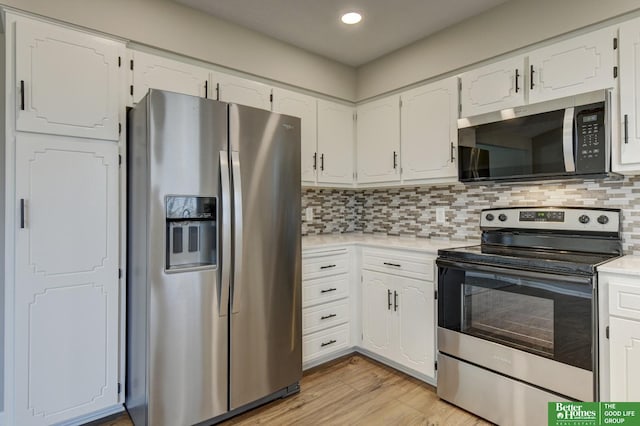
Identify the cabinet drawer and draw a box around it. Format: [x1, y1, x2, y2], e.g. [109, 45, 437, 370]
[303, 324, 350, 363]
[362, 248, 434, 280]
[610, 282, 640, 321]
[303, 299, 349, 335]
[303, 274, 349, 308]
[302, 249, 349, 280]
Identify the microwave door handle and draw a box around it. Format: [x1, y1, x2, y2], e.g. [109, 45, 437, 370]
[563, 107, 576, 173]
[219, 151, 231, 317]
[231, 151, 243, 314]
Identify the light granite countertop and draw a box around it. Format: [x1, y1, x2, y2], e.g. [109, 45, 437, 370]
[598, 255, 640, 277]
[302, 232, 477, 254]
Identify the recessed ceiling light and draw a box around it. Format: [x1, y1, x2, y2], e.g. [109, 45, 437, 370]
[341, 12, 362, 25]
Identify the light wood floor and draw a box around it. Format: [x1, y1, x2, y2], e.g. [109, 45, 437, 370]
[92, 354, 490, 425]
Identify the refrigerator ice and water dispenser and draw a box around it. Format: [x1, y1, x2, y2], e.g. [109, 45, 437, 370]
[165, 195, 216, 270]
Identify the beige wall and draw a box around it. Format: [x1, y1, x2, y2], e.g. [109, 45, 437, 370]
[0, 0, 357, 101]
[356, 0, 640, 101]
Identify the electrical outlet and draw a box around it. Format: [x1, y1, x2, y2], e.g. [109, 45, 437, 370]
[436, 207, 446, 224]
[305, 207, 314, 222]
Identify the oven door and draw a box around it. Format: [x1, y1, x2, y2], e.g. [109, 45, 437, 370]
[437, 259, 596, 401]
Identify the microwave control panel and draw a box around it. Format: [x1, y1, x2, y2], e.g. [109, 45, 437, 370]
[576, 107, 605, 172]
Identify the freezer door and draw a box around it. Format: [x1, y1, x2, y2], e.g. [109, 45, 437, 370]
[229, 104, 302, 409]
[127, 89, 230, 426]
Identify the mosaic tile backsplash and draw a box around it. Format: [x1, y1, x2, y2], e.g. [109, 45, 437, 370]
[302, 176, 640, 254]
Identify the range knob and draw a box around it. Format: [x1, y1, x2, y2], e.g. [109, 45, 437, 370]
[579, 215, 590, 224]
[485, 213, 495, 221]
[597, 215, 609, 225]
[498, 214, 507, 222]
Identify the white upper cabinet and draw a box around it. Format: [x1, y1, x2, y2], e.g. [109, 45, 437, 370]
[400, 77, 458, 182]
[356, 95, 401, 184]
[15, 17, 123, 140]
[528, 26, 617, 104]
[617, 18, 640, 168]
[272, 88, 318, 184]
[214, 72, 272, 110]
[317, 100, 355, 185]
[131, 51, 210, 103]
[460, 56, 525, 118]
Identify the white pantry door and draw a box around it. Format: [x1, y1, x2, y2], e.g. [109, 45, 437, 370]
[14, 133, 120, 426]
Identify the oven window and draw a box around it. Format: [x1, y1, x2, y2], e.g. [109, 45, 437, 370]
[462, 285, 554, 358]
[438, 266, 593, 371]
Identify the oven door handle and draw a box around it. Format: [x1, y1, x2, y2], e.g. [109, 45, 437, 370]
[437, 259, 593, 286]
[562, 107, 576, 173]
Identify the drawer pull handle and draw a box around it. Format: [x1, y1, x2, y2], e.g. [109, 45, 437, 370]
[320, 264, 336, 270]
[321, 313, 337, 320]
[321, 339, 337, 347]
[388, 289, 392, 310]
[321, 288, 337, 294]
[383, 262, 401, 267]
[394, 290, 398, 311]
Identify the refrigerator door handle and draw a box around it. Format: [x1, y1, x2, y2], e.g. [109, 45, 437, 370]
[219, 151, 231, 316]
[231, 151, 243, 314]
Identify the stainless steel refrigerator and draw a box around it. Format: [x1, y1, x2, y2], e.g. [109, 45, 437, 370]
[125, 89, 302, 426]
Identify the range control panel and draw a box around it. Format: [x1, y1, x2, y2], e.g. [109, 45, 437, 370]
[481, 207, 620, 233]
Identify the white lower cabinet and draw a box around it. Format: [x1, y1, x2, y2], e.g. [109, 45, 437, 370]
[302, 248, 352, 366]
[361, 269, 435, 378]
[609, 316, 640, 401]
[13, 133, 120, 425]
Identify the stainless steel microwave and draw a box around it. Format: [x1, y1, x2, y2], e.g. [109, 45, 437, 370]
[458, 90, 617, 183]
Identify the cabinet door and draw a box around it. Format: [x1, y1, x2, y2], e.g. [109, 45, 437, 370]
[356, 95, 401, 184]
[317, 100, 354, 185]
[15, 18, 122, 140]
[609, 317, 640, 402]
[460, 56, 525, 118]
[14, 134, 120, 426]
[401, 77, 458, 181]
[215, 72, 272, 110]
[618, 18, 640, 165]
[132, 51, 210, 103]
[361, 271, 394, 359]
[528, 26, 617, 104]
[393, 276, 435, 378]
[272, 88, 318, 184]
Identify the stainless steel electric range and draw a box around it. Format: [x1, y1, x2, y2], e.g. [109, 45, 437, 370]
[436, 207, 622, 426]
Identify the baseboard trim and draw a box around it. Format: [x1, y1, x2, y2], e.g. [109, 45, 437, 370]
[355, 348, 437, 387]
[58, 404, 124, 426]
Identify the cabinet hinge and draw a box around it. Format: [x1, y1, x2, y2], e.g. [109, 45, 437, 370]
[118, 56, 121, 67]
[118, 123, 122, 135]
[614, 66, 618, 79]
[118, 268, 122, 279]
[130, 85, 134, 96]
[130, 59, 134, 71]
[216, 83, 220, 101]
[205, 81, 208, 98]
[614, 37, 618, 50]
[606, 325, 610, 339]
[434, 361, 438, 371]
[117, 382, 122, 394]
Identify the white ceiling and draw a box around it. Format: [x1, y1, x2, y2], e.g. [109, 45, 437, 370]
[175, 0, 510, 67]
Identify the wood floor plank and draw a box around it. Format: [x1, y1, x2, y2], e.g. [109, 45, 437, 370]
[91, 354, 490, 426]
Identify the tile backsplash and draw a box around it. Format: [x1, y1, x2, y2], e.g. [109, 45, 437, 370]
[302, 176, 640, 254]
